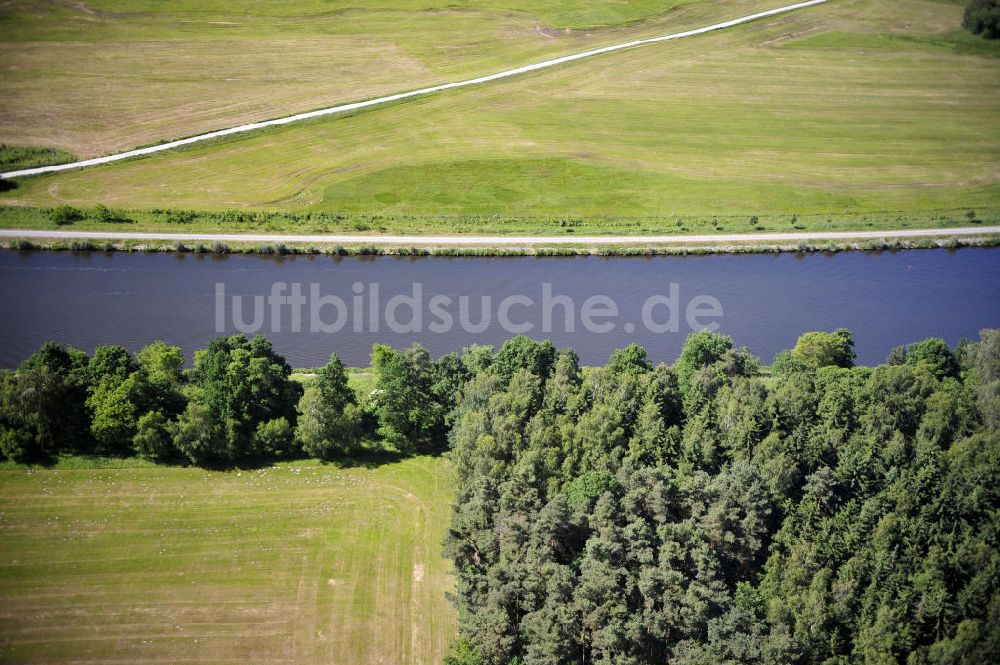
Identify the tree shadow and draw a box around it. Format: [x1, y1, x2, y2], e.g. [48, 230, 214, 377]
[14, 440, 448, 473]
[323, 447, 410, 469]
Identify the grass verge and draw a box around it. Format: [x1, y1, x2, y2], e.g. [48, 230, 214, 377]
[1, 203, 998, 237]
[0, 145, 76, 171]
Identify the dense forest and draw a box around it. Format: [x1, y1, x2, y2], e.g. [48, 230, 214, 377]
[442, 330, 999, 664]
[1, 329, 998, 663]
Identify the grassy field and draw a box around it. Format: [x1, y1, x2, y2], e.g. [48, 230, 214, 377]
[1, 0, 997, 235]
[1, 0, 998, 238]
[0, 0, 753, 158]
[0, 455, 457, 665]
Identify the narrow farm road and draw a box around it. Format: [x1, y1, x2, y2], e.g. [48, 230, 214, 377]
[0, 0, 829, 179]
[1, 226, 996, 246]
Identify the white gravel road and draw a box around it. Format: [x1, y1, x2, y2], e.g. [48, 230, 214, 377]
[1, 226, 995, 246]
[0, 0, 829, 179]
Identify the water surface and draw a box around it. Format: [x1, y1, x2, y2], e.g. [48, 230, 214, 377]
[0, 248, 997, 367]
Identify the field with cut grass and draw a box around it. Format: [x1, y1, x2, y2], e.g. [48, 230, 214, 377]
[1, 0, 997, 237]
[0, 0, 750, 158]
[0, 455, 456, 665]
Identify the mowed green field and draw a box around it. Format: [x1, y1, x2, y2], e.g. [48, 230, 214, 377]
[1, 0, 998, 235]
[0, 456, 456, 665]
[0, 0, 733, 158]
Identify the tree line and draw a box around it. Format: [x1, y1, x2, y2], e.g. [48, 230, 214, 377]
[0, 333, 599, 467]
[0, 335, 469, 465]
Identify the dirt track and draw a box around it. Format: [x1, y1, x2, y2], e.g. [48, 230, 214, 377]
[0, 0, 829, 180]
[1, 225, 996, 247]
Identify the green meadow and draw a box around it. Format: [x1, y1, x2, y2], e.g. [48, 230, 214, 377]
[1, 0, 997, 236]
[0, 455, 456, 665]
[0, 0, 746, 158]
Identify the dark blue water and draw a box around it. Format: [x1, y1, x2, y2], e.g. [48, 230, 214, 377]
[0, 248, 997, 367]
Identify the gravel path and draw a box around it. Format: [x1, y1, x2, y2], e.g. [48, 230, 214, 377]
[0, 0, 829, 179]
[1, 226, 995, 246]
